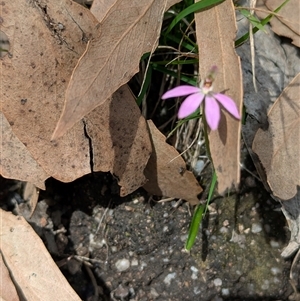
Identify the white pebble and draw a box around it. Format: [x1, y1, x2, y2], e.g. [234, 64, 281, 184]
[131, 259, 138, 266]
[150, 288, 159, 298]
[261, 280, 269, 290]
[164, 272, 176, 285]
[221, 288, 230, 296]
[115, 259, 130, 272]
[190, 266, 199, 273]
[140, 261, 147, 271]
[251, 223, 262, 233]
[270, 267, 281, 275]
[190, 266, 199, 280]
[270, 240, 280, 248]
[219, 227, 228, 234]
[213, 278, 222, 286]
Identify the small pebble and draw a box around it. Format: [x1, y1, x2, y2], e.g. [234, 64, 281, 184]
[164, 272, 176, 285]
[221, 288, 230, 296]
[151, 288, 159, 298]
[113, 284, 129, 299]
[270, 267, 281, 275]
[213, 278, 222, 287]
[111, 246, 117, 253]
[223, 220, 229, 227]
[261, 280, 269, 290]
[251, 223, 262, 233]
[131, 259, 138, 266]
[270, 240, 280, 248]
[115, 258, 130, 272]
[220, 227, 228, 234]
[140, 261, 147, 270]
[190, 266, 199, 280]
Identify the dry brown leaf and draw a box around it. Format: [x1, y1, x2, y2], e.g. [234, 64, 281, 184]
[0, 113, 48, 189]
[143, 121, 202, 205]
[195, 0, 243, 193]
[0, 209, 81, 301]
[1, 0, 151, 195]
[23, 182, 40, 217]
[52, 0, 180, 139]
[256, 0, 300, 48]
[1, 0, 98, 182]
[0, 254, 19, 301]
[91, 0, 180, 26]
[252, 73, 300, 200]
[84, 85, 152, 196]
[91, 0, 119, 22]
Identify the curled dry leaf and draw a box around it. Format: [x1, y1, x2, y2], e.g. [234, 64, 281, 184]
[1, 0, 98, 182]
[194, 0, 243, 193]
[252, 73, 300, 200]
[1, 0, 151, 195]
[90, 0, 120, 22]
[52, 0, 180, 139]
[0, 209, 81, 301]
[0, 113, 48, 189]
[84, 85, 152, 196]
[0, 254, 19, 301]
[256, 0, 300, 48]
[143, 121, 202, 205]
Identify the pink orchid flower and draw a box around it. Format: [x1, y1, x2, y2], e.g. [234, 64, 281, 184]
[161, 66, 240, 130]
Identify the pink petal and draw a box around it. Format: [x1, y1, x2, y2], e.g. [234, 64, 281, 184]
[161, 85, 201, 99]
[204, 96, 220, 130]
[178, 93, 204, 119]
[214, 93, 240, 119]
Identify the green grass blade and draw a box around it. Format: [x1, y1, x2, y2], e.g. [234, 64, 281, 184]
[151, 63, 197, 85]
[165, 0, 225, 35]
[185, 170, 217, 251]
[240, 9, 266, 32]
[164, 34, 197, 52]
[136, 65, 153, 106]
[235, 0, 290, 47]
[185, 204, 205, 251]
[204, 170, 217, 214]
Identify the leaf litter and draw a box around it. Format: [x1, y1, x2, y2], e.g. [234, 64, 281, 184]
[253, 73, 300, 200]
[256, 0, 300, 48]
[143, 121, 202, 205]
[1, 0, 154, 196]
[0, 0, 299, 298]
[52, 0, 181, 139]
[0, 209, 81, 301]
[194, 0, 243, 194]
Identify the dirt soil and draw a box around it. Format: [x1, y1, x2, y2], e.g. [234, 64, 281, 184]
[0, 171, 296, 301]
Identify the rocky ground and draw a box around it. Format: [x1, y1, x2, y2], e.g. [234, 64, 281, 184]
[0, 171, 296, 301]
[1, 1, 300, 300]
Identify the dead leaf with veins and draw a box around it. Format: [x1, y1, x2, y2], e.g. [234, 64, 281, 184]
[143, 120, 202, 205]
[0, 209, 81, 301]
[52, 0, 181, 139]
[253, 73, 300, 200]
[256, 0, 300, 48]
[0, 0, 152, 195]
[194, 0, 243, 194]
